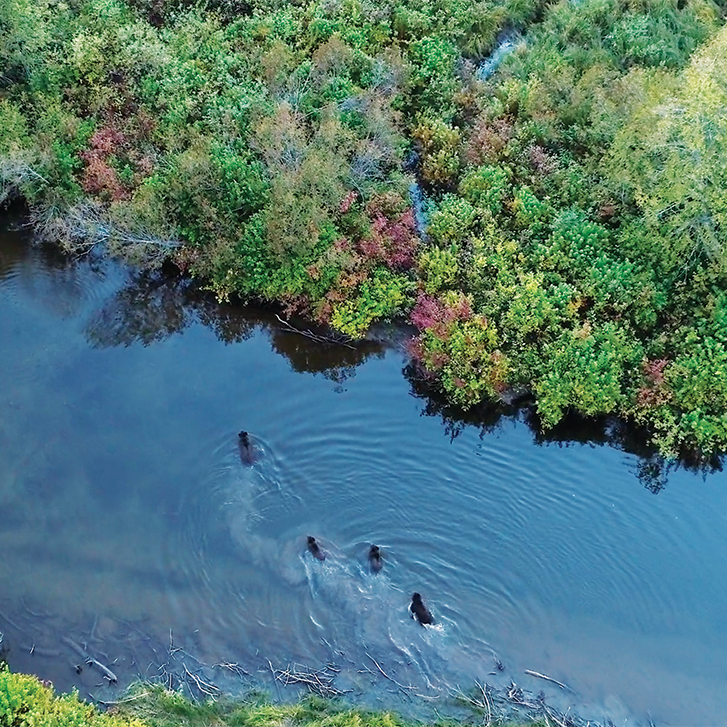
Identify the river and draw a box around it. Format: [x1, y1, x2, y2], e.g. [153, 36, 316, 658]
[0, 215, 725, 726]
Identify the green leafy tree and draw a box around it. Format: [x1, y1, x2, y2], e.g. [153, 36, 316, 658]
[0, 0, 51, 84]
[609, 26, 727, 267]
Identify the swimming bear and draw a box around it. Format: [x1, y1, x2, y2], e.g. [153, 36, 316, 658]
[307, 536, 327, 561]
[238, 431, 256, 465]
[410, 592, 434, 625]
[368, 544, 383, 573]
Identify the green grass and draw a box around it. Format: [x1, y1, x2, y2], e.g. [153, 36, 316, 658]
[116, 685, 547, 727]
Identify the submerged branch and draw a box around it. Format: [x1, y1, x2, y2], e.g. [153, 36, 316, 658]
[275, 314, 357, 349]
[61, 636, 118, 683]
[524, 669, 569, 690]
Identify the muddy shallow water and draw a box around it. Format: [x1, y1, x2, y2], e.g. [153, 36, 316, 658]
[1, 218, 726, 726]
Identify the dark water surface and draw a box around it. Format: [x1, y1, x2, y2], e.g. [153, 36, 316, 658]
[1, 218, 726, 726]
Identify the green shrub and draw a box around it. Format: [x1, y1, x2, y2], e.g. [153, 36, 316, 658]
[458, 165, 511, 216]
[418, 244, 460, 293]
[411, 119, 461, 186]
[407, 36, 459, 120]
[331, 268, 411, 338]
[511, 186, 551, 229]
[426, 195, 476, 247]
[0, 668, 149, 727]
[533, 322, 643, 427]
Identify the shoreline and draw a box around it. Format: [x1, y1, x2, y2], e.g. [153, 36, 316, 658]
[0, 651, 629, 727]
[0, 596, 646, 727]
[2, 209, 722, 484]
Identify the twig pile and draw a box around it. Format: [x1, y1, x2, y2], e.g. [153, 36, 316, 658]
[454, 678, 595, 727]
[153, 631, 222, 700]
[268, 659, 349, 698]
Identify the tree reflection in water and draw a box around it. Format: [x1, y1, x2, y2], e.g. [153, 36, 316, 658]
[404, 362, 724, 493]
[85, 271, 199, 347]
[83, 266, 385, 384]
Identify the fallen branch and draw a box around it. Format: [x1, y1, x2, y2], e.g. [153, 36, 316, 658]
[542, 704, 569, 727]
[365, 653, 415, 691]
[61, 636, 118, 683]
[275, 314, 356, 349]
[0, 159, 49, 205]
[268, 660, 348, 698]
[31, 202, 183, 267]
[474, 680, 492, 726]
[22, 644, 62, 658]
[96, 691, 151, 706]
[451, 682, 493, 723]
[183, 663, 220, 698]
[365, 652, 419, 700]
[0, 609, 24, 632]
[20, 598, 54, 620]
[505, 681, 539, 709]
[524, 669, 569, 690]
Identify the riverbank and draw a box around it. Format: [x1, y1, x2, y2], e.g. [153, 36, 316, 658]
[0, 665, 596, 727]
[2, 0, 727, 460]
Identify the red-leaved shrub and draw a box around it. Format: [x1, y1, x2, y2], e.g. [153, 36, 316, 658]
[81, 127, 129, 202]
[637, 358, 671, 407]
[359, 207, 419, 270]
[410, 292, 472, 335]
